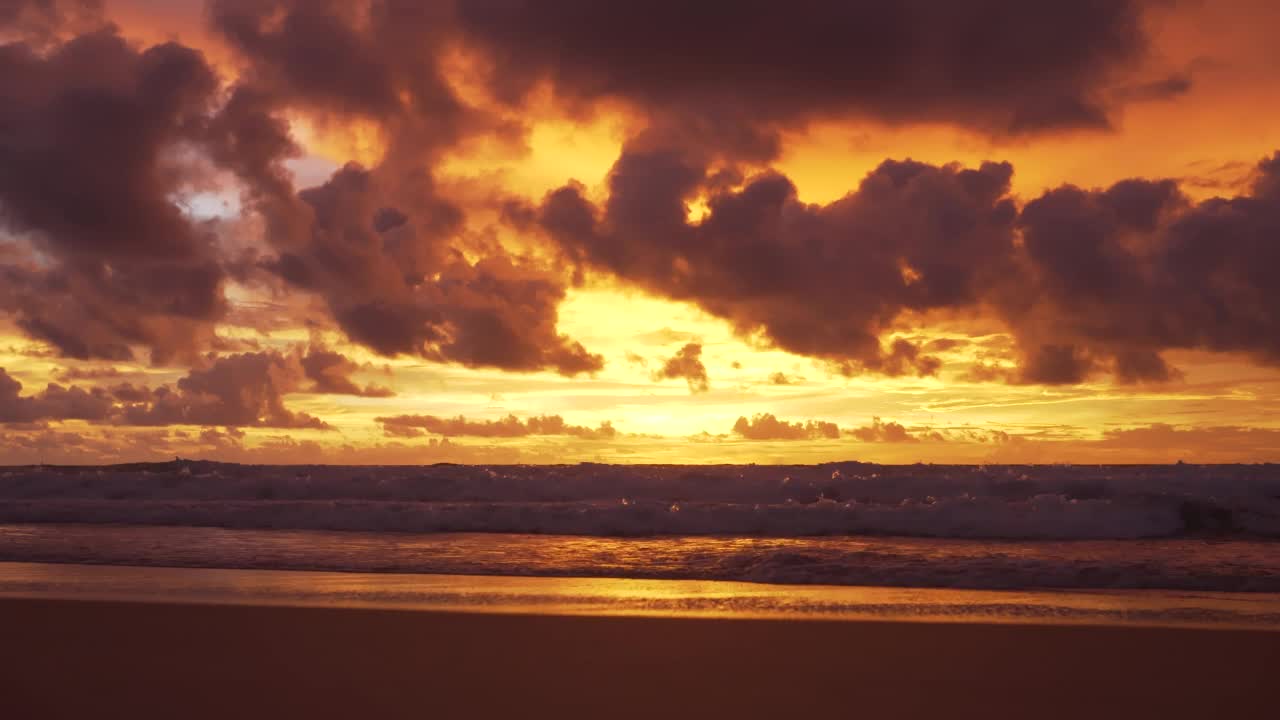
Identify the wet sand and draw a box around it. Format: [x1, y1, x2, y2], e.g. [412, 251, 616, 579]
[3, 594, 1278, 719]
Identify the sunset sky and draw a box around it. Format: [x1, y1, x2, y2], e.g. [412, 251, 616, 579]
[2, 0, 1279, 464]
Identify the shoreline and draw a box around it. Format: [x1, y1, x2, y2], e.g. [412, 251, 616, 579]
[4, 592, 1278, 719]
[4, 561, 1280, 630]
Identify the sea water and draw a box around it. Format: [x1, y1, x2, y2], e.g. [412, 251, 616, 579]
[2, 460, 1279, 625]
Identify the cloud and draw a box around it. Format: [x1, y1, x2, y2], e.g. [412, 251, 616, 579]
[208, 0, 465, 140]
[1110, 72, 1193, 103]
[299, 347, 393, 398]
[2, 0, 1277, 416]
[53, 366, 125, 383]
[728, 414, 984, 444]
[923, 338, 970, 353]
[2, 346, 392, 430]
[0, 425, 538, 465]
[539, 145, 1280, 384]
[634, 327, 701, 346]
[208, 95, 602, 375]
[0, 368, 114, 423]
[1001, 156, 1280, 382]
[118, 352, 330, 430]
[458, 0, 1165, 148]
[375, 413, 617, 440]
[655, 342, 709, 392]
[0, 2, 603, 377]
[0, 0, 102, 45]
[985, 424, 1280, 464]
[195, 0, 1203, 385]
[1096, 424, 1280, 458]
[849, 417, 925, 443]
[0, 26, 227, 364]
[201, 2, 602, 375]
[732, 413, 839, 441]
[541, 154, 1015, 376]
[118, 346, 397, 428]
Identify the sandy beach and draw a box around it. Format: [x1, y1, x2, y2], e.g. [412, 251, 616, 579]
[4, 592, 1278, 720]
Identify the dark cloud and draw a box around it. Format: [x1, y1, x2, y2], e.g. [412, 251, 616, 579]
[3, 346, 387, 430]
[109, 383, 151, 403]
[299, 347, 393, 398]
[273, 167, 600, 374]
[204, 16, 603, 377]
[6, 0, 1276, 396]
[1004, 155, 1280, 382]
[539, 142, 1280, 384]
[1017, 344, 1097, 385]
[541, 153, 1016, 376]
[33, 1, 598, 381]
[0, 27, 227, 364]
[732, 413, 839, 441]
[118, 352, 329, 429]
[119, 346, 390, 428]
[376, 413, 617, 440]
[655, 343, 710, 393]
[459, 0, 1166, 147]
[0, 367, 114, 422]
[209, 0, 466, 144]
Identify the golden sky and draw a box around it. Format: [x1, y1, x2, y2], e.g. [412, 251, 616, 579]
[2, 0, 1279, 464]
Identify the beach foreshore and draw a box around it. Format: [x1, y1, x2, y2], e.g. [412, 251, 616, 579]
[3, 590, 1278, 719]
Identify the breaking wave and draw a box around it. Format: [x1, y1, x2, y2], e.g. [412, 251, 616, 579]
[2, 460, 1278, 540]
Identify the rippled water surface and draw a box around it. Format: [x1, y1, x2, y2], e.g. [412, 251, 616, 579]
[3, 523, 1279, 592]
[4, 560, 1280, 630]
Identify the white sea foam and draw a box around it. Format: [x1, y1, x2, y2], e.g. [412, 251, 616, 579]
[1, 460, 1278, 539]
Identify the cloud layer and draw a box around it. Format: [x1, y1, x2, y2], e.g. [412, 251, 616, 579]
[1, 0, 1278, 465]
[538, 148, 1280, 384]
[1, 0, 1239, 386]
[376, 413, 617, 440]
[0, 346, 383, 430]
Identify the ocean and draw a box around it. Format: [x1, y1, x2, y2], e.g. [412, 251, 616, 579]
[2, 460, 1279, 626]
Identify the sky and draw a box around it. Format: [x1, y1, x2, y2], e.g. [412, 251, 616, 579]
[1, 0, 1279, 465]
